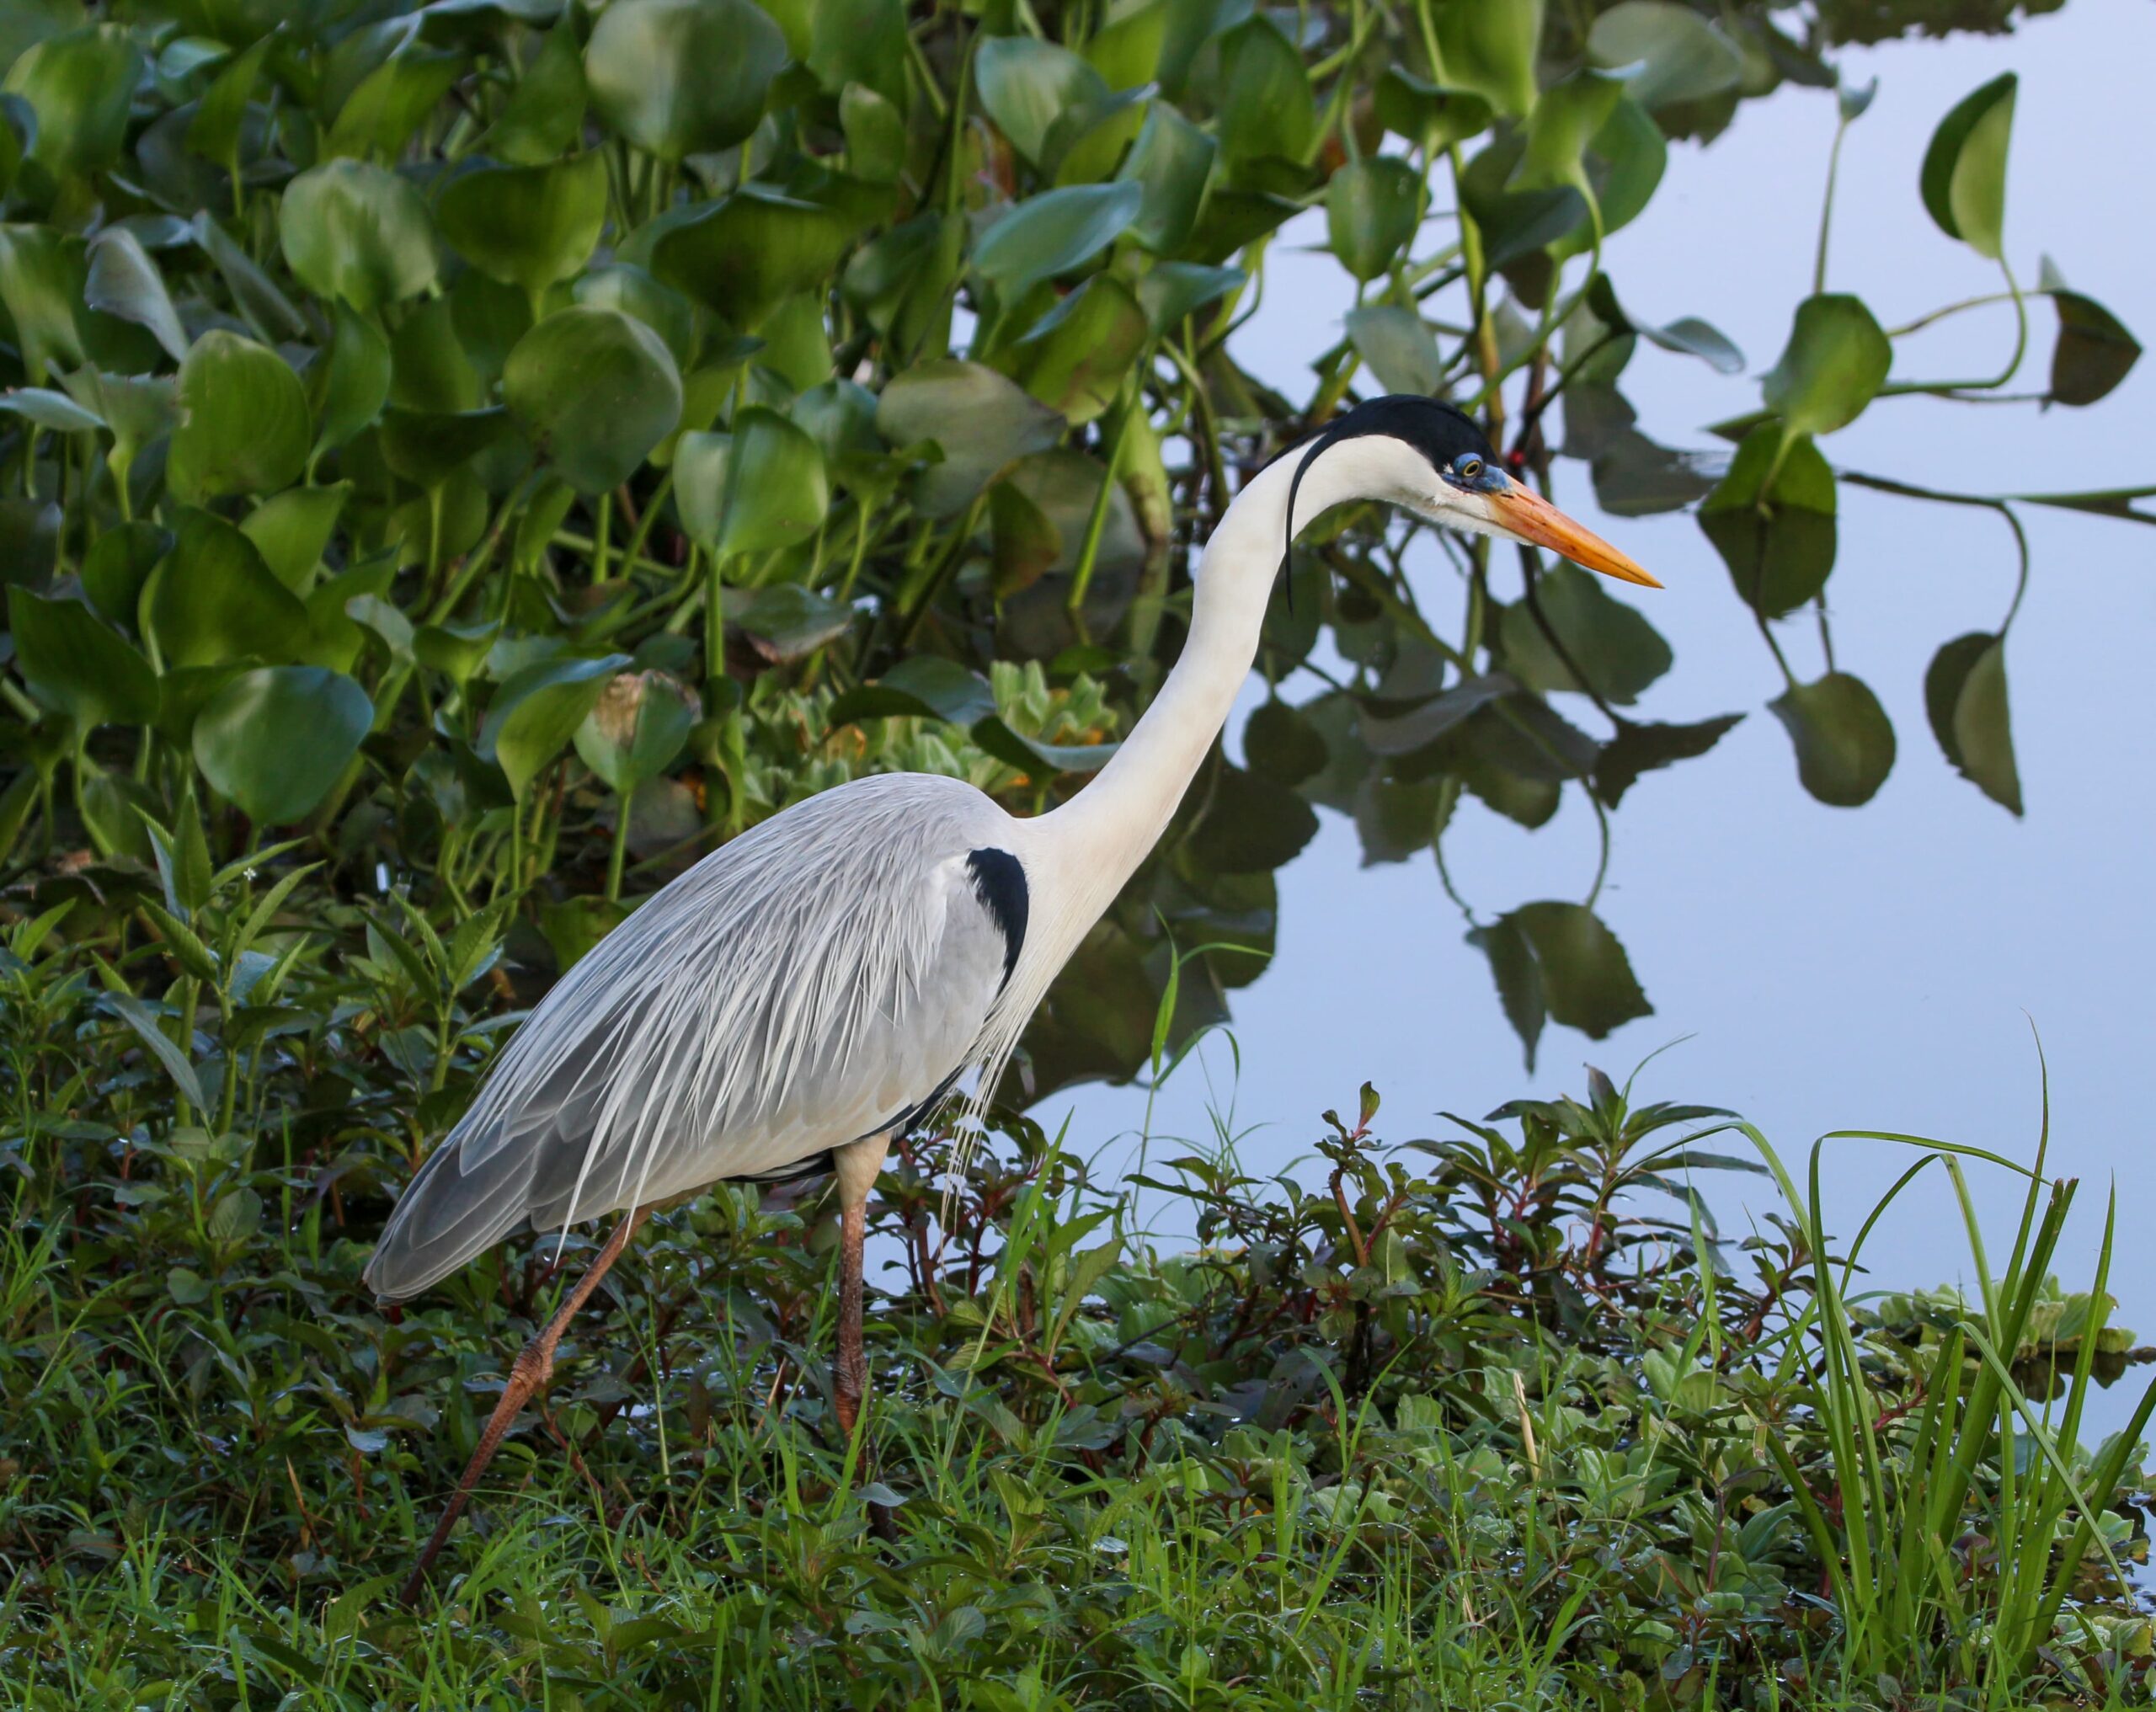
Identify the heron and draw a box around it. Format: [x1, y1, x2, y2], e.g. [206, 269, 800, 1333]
[366, 395, 1657, 1598]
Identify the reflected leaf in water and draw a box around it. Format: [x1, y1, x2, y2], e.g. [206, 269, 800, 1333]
[1471, 902, 1653, 1072]
[1186, 764, 1320, 875]
[1244, 698, 1329, 787]
[1769, 672, 1897, 808]
[1699, 426, 1838, 617]
[1593, 714, 1746, 808]
[1499, 562, 1674, 704]
[1760, 294, 1893, 437]
[2040, 259, 2143, 408]
[1920, 72, 2015, 260]
[1924, 632, 2022, 814]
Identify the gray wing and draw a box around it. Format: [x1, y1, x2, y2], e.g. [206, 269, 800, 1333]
[365, 774, 1022, 1301]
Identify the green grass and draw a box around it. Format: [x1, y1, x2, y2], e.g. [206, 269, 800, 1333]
[3, 883, 2153, 1709]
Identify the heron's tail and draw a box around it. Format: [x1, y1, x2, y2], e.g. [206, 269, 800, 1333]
[363, 1118, 552, 1304]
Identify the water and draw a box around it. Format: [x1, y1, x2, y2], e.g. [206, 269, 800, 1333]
[1048, 3, 2156, 1351]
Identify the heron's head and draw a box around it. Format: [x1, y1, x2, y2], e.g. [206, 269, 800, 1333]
[1286, 395, 1660, 589]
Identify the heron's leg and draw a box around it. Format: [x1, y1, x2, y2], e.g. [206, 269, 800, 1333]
[400, 1205, 649, 1606]
[828, 1132, 890, 1443]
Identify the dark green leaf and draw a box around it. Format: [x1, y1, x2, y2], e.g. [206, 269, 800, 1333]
[1499, 563, 1673, 705]
[146, 511, 313, 669]
[3, 23, 138, 175]
[193, 667, 373, 824]
[1468, 915, 1545, 1070]
[1769, 671, 1896, 808]
[1592, 713, 1742, 806]
[279, 160, 439, 312]
[718, 408, 829, 557]
[1244, 698, 1328, 787]
[1214, 19, 1315, 163]
[2047, 284, 2140, 408]
[574, 669, 698, 792]
[1344, 305, 1445, 396]
[652, 186, 856, 328]
[1586, 3, 1742, 109]
[1698, 424, 1837, 619]
[1185, 765, 1319, 874]
[240, 485, 350, 593]
[84, 229, 188, 363]
[168, 332, 311, 504]
[1924, 632, 2020, 813]
[480, 653, 632, 799]
[7, 589, 157, 729]
[437, 152, 609, 295]
[1009, 275, 1147, 424]
[728, 585, 852, 662]
[480, 21, 588, 164]
[504, 306, 682, 493]
[976, 37, 1106, 166]
[1921, 72, 2015, 259]
[1117, 106, 1216, 257]
[1508, 901, 1651, 1041]
[1326, 157, 1420, 283]
[584, 0, 786, 161]
[875, 359, 1065, 517]
[973, 182, 1144, 301]
[1430, 0, 1540, 118]
[80, 521, 170, 629]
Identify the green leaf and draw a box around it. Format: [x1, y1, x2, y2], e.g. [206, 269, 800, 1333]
[240, 485, 350, 593]
[2, 23, 139, 175]
[436, 152, 609, 295]
[1924, 632, 2020, 814]
[1768, 671, 1896, 808]
[1244, 698, 1328, 787]
[1344, 304, 1444, 396]
[1214, 19, 1315, 163]
[309, 303, 392, 460]
[0, 386, 99, 432]
[1591, 713, 1742, 807]
[1696, 424, 1837, 619]
[1760, 293, 1891, 437]
[827, 655, 998, 728]
[7, 589, 157, 729]
[2047, 281, 2140, 408]
[876, 359, 1065, 517]
[504, 306, 683, 494]
[1585, 3, 1742, 110]
[193, 667, 373, 824]
[1507, 901, 1650, 1042]
[976, 37, 1106, 166]
[1921, 72, 2015, 259]
[168, 332, 312, 504]
[184, 32, 273, 170]
[574, 669, 698, 792]
[1117, 107, 1217, 259]
[1431, 0, 1542, 119]
[1134, 260, 1243, 337]
[840, 83, 905, 184]
[80, 520, 170, 629]
[146, 511, 313, 669]
[972, 182, 1144, 301]
[1498, 564, 1672, 705]
[1009, 275, 1147, 424]
[651, 186, 856, 328]
[574, 264, 700, 371]
[194, 211, 309, 344]
[480, 653, 632, 798]
[728, 585, 852, 662]
[480, 21, 588, 164]
[280, 160, 440, 312]
[1468, 915, 1545, 1070]
[718, 407, 829, 557]
[1326, 157, 1421, 283]
[584, 0, 786, 162]
[84, 229, 189, 363]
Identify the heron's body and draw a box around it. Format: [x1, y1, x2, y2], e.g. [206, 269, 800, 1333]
[374, 397, 1657, 1600]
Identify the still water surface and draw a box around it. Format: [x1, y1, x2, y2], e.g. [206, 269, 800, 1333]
[1049, 4, 2156, 1348]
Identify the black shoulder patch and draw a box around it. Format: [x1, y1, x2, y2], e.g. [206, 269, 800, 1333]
[965, 847, 1028, 989]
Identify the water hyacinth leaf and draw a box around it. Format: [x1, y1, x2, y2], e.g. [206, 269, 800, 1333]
[0, 387, 99, 432]
[1590, 278, 1743, 372]
[1243, 698, 1328, 787]
[729, 585, 852, 662]
[327, 48, 463, 159]
[584, 0, 785, 162]
[1769, 671, 1896, 807]
[437, 152, 608, 295]
[193, 666, 373, 824]
[1761, 294, 1891, 437]
[1921, 72, 2015, 259]
[376, 407, 512, 486]
[805, 0, 911, 110]
[7, 589, 158, 729]
[2044, 276, 2140, 408]
[1592, 712, 1742, 806]
[1698, 424, 1837, 618]
[876, 359, 1066, 517]
[840, 83, 905, 183]
[1326, 157, 1421, 283]
[1430, 0, 1542, 119]
[1518, 72, 1621, 199]
[3, 23, 139, 175]
[1117, 106, 1216, 256]
[147, 511, 313, 669]
[718, 408, 829, 557]
[311, 303, 392, 460]
[1010, 275, 1147, 424]
[481, 653, 632, 798]
[1579, 96, 1664, 243]
[504, 306, 682, 493]
[184, 31, 272, 171]
[1185, 765, 1319, 875]
[1501, 901, 1650, 1053]
[1134, 261, 1242, 337]
[168, 331, 311, 504]
[1374, 69, 1492, 153]
[1586, 2, 1742, 110]
[1043, 83, 1150, 187]
[193, 211, 309, 344]
[81, 521, 170, 630]
[1499, 564, 1673, 705]
[990, 477, 1061, 596]
[574, 264, 699, 371]
[1214, 18, 1315, 163]
[671, 429, 730, 551]
[826, 654, 999, 728]
[975, 36, 1106, 166]
[241, 484, 350, 593]
[651, 187, 855, 328]
[280, 160, 439, 312]
[1468, 915, 1545, 1070]
[1344, 305, 1445, 396]
[1459, 140, 1588, 272]
[480, 20, 588, 164]
[1925, 632, 2020, 813]
[84, 229, 188, 363]
[574, 670, 699, 792]
[972, 181, 1144, 301]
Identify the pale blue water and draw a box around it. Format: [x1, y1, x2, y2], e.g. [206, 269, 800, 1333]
[1049, 4, 2156, 1365]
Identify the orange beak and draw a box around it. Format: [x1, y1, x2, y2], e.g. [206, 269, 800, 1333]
[1488, 480, 1662, 588]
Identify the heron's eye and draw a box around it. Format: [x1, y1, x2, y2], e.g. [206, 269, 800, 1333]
[1452, 454, 1486, 483]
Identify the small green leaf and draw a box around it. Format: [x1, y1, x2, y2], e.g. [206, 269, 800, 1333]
[1214, 18, 1315, 163]
[240, 485, 350, 593]
[168, 331, 312, 504]
[193, 666, 374, 824]
[2047, 280, 2140, 408]
[280, 159, 439, 312]
[975, 36, 1106, 166]
[584, 0, 786, 162]
[326, 48, 463, 159]
[1761, 293, 1891, 438]
[1008, 275, 1147, 424]
[1326, 157, 1421, 283]
[184, 32, 273, 170]
[651, 186, 857, 328]
[972, 182, 1144, 301]
[1344, 304, 1444, 396]
[729, 585, 853, 662]
[7, 589, 157, 729]
[309, 303, 392, 460]
[1431, 0, 1542, 119]
[436, 152, 609, 295]
[1697, 424, 1837, 619]
[3, 23, 140, 175]
[719, 407, 829, 557]
[479, 21, 588, 164]
[1499, 564, 1672, 706]
[876, 359, 1065, 517]
[1769, 671, 1896, 808]
[80, 521, 170, 630]
[481, 653, 632, 799]
[574, 669, 698, 792]
[1468, 915, 1545, 1070]
[1507, 901, 1650, 1042]
[1185, 765, 1319, 874]
[1921, 72, 2015, 260]
[146, 510, 313, 669]
[1244, 698, 1328, 787]
[1591, 713, 1742, 807]
[1585, 3, 1742, 110]
[504, 306, 683, 494]
[84, 229, 189, 363]
[1925, 632, 2020, 814]
[1116, 107, 1216, 257]
[840, 83, 905, 184]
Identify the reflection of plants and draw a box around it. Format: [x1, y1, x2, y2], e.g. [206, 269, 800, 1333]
[0, 2, 2143, 1093]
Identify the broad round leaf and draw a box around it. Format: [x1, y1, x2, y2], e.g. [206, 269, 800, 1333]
[3, 24, 139, 174]
[2048, 285, 2141, 408]
[574, 669, 698, 792]
[1698, 424, 1837, 618]
[718, 407, 829, 557]
[1326, 157, 1421, 283]
[84, 228, 188, 362]
[1586, 3, 1742, 110]
[1506, 901, 1652, 1042]
[504, 306, 683, 494]
[972, 181, 1144, 301]
[1768, 671, 1896, 808]
[1344, 304, 1445, 395]
[481, 653, 632, 798]
[1214, 19, 1315, 163]
[437, 153, 609, 295]
[574, 264, 699, 370]
[1430, 0, 1541, 119]
[193, 666, 373, 824]
[1009, 275, 1147, 424]
[1925, 632, 2021, 814]
[584, 0, 786, 162]
[976, 36, 1106, 166]
[1116, 106, 1217, 256]
[876, 359, 1066, 517]
[651, 186, 855, 328]
[168, 331, 311, 504]
[1186, 765, 1319, 874]
[147, 510, 313, 668]
[280, 160, 439, 312]
[7, 589, 157, 729]
[1499, 564, 1672, 706]
[1760, 293, 1891, 438]
[1920, 72, 2015, 260]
